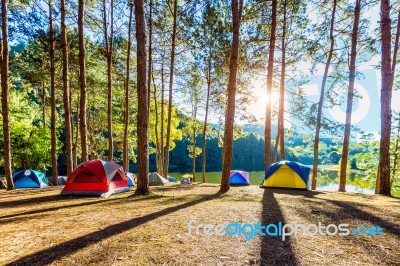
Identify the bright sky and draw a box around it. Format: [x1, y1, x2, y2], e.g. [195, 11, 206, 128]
[245, 4, 400, 135]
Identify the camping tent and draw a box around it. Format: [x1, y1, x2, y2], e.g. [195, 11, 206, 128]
[180, 178, 191, 184]
[60, 160, 130, 197]
[229, 170, 250, 186]
[57, 176, 67, 185]
[260, 161, 310, 190]
[168, 176, 177, 182]
[0, 178, 7, 189]
[181, 174, 192, 179]
[125, 172, 135, 186]
[13, 170, 48, 188]
[149, 172, 168, 186]
[46, 176, 67, 186]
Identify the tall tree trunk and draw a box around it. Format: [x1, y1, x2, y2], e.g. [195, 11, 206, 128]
[147, 0, 153, 115]
[273, 134, 279, 162]
[278, 0, 287, 161]
[73, 92, 80, 169]
[78, 0, 88, 162]
[163, 0, 178, 178]
[153, 73, 161, 174]
[1, 0, 13, 190]
[159, 56, 165, 174]
[220, 0, 243, 193]
[134, 0, 149, 195]
[311, 0, 337, 190]
[339, 0, 361, 192]
[103, 0, 114, 161]
[42, 81, 46, 128]
[201, 40, 213, 183]
[377, 4, 399, 195]
[49, 0, 58, 185]
[123, 3, 133, 172]
[61, 0, 73, 175]
[192, 101, 197, 182]
[264, 0, 277, 168]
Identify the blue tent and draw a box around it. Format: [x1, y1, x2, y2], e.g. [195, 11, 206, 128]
[229, 170, 250, 186]
[168, 176, 177, 182]
[180, 178, 191, 184]
[125, 172, 135, 186]
[13, 170, 48, 188]
[261, 161, 310, 189]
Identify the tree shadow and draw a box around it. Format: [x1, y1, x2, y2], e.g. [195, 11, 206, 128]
[326, 199, 400, 237]
[268, 188, 326, 198]
[6, 191, 223, 266]
[0, 188, 61, 200]
[260, 189, 298, 265]
[0, 194, 162, 224]
[0, 194, 65, 208]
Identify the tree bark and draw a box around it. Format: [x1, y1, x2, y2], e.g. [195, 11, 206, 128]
[278, 0, 287, 161]
[311, 0, 337, 190]
[159, 55, 165, 174]
[264, 0, 277, 168]
[339, 0, 361, 192]
[42, 81, 46, 128]
[201, 39, 213, 183]
[102, 0, 114, 161]
[153, 73, 161, 174]
[123, 3, 133, 172]
[220, 0, 243, 193]
[1, 0, 14, 190]
[147, 0, 153, 116]
[73, 92, 80, 169]
[134, 0, 149, 195]
[78, 0, 88, 162]
[49, 0, 58, 185]
[163, 0, 178, 179]
[192, 94, 197, 182]
[273, 133, 279, 163]
[377, 0, 398, 195]
[61, 0, 73, 175]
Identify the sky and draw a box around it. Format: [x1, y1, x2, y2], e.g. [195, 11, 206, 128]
[245, 4, 400, 138]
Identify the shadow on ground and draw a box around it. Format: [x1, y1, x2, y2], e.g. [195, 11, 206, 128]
[259, 189, 298, 265]
[5, 192, 223, 266]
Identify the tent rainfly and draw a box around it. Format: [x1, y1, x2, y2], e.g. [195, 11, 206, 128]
[149, 172, 168, 186]
[13, 170, 48, 188]
[60, 159, 130, 197]
[229, 170, 250, 186]
[260, 161, 310, 190]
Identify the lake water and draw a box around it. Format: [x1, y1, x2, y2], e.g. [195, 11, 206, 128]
[315, 169, 375, 194]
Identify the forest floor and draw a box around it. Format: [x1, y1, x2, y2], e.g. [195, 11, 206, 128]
[0, 184, 399, 266]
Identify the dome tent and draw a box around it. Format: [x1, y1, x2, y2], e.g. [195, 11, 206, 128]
[149, 172, 168, 186]
[125, 172, 135, 186]
[60, 160, 130, 197]
[13, 170, 47, 188]
[261, 161, 310, 190]
[229, 170, 250, 186]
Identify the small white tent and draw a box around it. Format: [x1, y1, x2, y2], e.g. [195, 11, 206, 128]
[149, 172, 168, 186]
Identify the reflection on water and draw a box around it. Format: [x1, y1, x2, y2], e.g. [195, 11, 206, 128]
[316, 183, 374, 194]
[316, 169, 375, 194]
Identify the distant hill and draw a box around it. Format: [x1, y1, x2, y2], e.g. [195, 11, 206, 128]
[242, 123, 278, 137]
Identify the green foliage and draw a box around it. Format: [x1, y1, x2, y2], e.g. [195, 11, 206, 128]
[0, 89, 60, 171]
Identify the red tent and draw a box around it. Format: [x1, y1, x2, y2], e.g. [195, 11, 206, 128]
[60, 159, 130, 197]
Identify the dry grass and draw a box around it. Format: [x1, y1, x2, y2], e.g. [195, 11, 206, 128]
[0, 184, 399, 266]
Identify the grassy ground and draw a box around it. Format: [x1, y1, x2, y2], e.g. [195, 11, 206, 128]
[0, 184, 399, 265]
